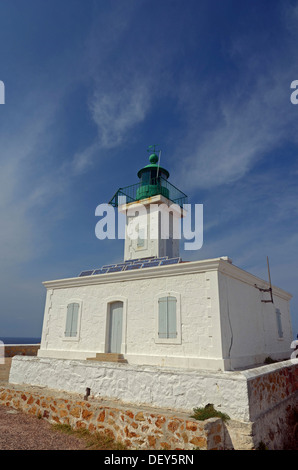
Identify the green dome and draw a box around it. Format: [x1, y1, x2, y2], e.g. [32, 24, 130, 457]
[149, 153, 159, 164]
[137, 152, 170, 179]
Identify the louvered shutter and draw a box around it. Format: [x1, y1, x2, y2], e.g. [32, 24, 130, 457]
[65, 304, 73, 336]
[65, 303, 79, 337]
[167, 296, 177, 338]
[158, 297, 168, 338]
[71, 303, 79, 337]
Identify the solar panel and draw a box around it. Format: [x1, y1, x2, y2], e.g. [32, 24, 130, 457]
[125, 263, 143, 271]
[141, 261, 161, 268]
[93, 268, 108, 275]
[107, 266, 124, 273]
[160, 257, 181, 266]
[126, 258, 140, 263]
[79, 270, 94, 277]
[78, 256, 182, 277]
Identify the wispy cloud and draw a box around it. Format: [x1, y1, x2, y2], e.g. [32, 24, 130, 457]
[174, 5, 298, 191]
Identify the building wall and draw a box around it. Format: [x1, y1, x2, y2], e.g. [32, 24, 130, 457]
[38, 258, 292, 371]
[122, 195, 181, 261]
[218, 269, 292, 369]
[39, 268, 224, 370]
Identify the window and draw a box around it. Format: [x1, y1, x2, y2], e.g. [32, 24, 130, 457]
[155, 292, 181, 344]
[276, 308, 283, 339]
[137, 226, 146, 248]
[65, 303, 79, 337]
[158, 296, 177, 339]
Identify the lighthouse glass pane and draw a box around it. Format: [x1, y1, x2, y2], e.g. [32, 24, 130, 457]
[141, 172, 150, 185]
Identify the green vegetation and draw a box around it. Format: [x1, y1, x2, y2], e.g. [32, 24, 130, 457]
[52, 423, 127, 450]
[191, 403, 230, 422]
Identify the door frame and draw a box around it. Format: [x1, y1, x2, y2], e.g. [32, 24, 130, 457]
[102, 296, 128, 354]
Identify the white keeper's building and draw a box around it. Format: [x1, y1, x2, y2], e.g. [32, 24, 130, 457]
[37, 150, 293, 371]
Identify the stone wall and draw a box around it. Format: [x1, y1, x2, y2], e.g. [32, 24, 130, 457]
[8, 356, 298, 449]
[4, 345, 40, 358]
[9, 356, 252, 421]
[0, 384, 224, 450]
[245, 361, 298, 449]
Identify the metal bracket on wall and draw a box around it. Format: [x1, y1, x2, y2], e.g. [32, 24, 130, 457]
[254, 256, 274, 304]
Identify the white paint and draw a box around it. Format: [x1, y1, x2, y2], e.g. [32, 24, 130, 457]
[120, 195, 184, 261]
[37, 257, 292, 371]
[9, 355, 251, 421]
[10, 356, 298, 424]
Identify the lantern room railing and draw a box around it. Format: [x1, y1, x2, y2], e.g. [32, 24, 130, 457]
[109, 176, 188, 208]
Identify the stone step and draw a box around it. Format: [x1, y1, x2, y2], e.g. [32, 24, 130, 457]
[86, 353, 128, 363]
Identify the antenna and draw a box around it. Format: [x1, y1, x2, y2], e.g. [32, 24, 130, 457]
[156, 149, 161, 179]
[254, 256, 274, 303]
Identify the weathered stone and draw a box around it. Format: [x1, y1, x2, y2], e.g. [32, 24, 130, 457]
[88, 423, 96, 433]
[213, 435, 222, 445]
[97, 410, 105, 422]
[27, 396, 34, 405]
[59, 409, 68, 418]
[190, 436, 207, 448]
[160, 442, 171, 450]
[70, 406, 81, 418]
[148, 435, 156, 448]
[155, 417, 166, 428]
[82, 409, 93, 420]
[135, 412, 145, 421]
[168, 420, 179, 432]
[76, 420, 86, 429]
[185, 420, 197, 432]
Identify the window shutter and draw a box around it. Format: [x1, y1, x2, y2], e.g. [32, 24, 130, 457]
[65, 303, 79, 337]
[65, 304, 73, 337]
[276, 308, 283, 339]
[167, 296, 177, 338]
[71, 303, 79, 337]
[158, 296, 177, 339]
[158, 297, 168, 338]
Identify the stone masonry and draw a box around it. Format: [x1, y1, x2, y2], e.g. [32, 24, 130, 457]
[0, 383, 224, 450]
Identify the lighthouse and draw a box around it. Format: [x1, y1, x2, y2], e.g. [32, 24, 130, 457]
[109, 146, 187, 261]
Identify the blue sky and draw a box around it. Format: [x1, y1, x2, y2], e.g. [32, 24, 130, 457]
[0, 0, 297, 339]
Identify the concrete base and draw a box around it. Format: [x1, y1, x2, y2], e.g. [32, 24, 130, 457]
[8, 355, 298, 449]
[87, 353, 128, 363]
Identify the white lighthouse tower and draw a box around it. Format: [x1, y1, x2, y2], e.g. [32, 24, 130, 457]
[109, 147, 187, 262]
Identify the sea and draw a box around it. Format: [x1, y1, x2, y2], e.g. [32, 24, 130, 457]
[0, 337, 41, 345]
